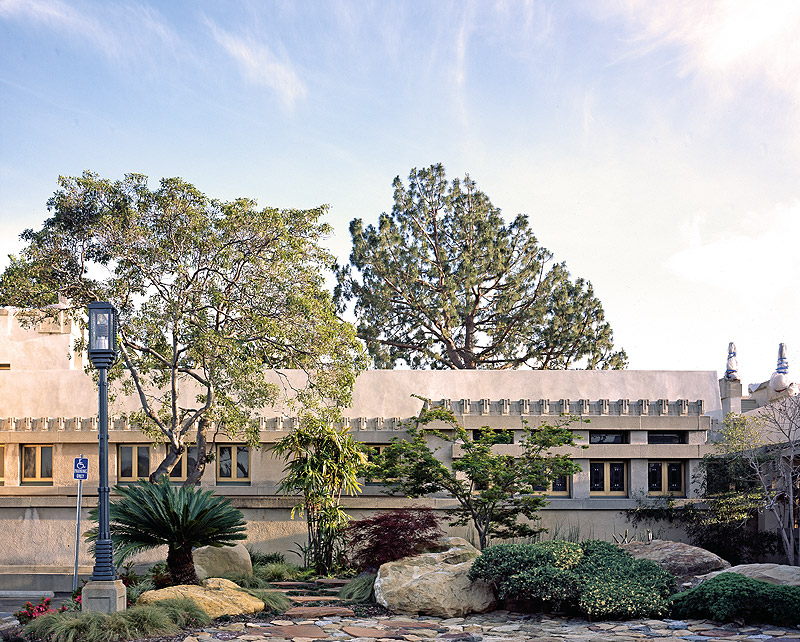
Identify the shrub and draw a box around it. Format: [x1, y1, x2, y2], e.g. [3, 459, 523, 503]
[467, 540, 583, 589]
[338, 573, 377, 602]
[497, 566, 579, 610]
[14, 597, 66, 624]
[247, 546, 286, 566]
[671, 573, 800, 625]
[253, 561, 301, 582]
[127, 576, 155, 604]
[468, 539, 675, 620]
[220, 572, 272, 589]
[345, 507, 443, 571]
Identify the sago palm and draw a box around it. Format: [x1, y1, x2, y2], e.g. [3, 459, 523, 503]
[87, 476, 247, 585]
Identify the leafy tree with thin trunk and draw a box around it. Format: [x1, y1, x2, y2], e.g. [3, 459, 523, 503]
[367, 400, 585, 549]
[272, 411, 367, 575]
[718, 399, 800, 565]
[0, 172, 366, 485]
[336, 163, 626, 370]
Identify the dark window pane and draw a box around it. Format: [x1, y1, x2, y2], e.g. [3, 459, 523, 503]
[40, 447, 53, 479]
[236, 447, 249, 479]
[590, 463, 604, 491]
[187, 447, 197, 474]
[170, 457, 182, 478]
[552, 475, 568, 492]
[23, 446, 36, 479]
[590, 432, 627, 444]
[668, 463, 683, 491]
[609, 463, 625, 491]
[648, 462, 662, 491]
[219, 447, 232, 478]
[648, 432, 687, 444]
[120, 446, 133, 478]
[137, 447, 149, 478]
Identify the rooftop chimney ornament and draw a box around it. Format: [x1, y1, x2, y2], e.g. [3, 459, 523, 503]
[769, 343, 799, 399]
[724, 342, 739, 381]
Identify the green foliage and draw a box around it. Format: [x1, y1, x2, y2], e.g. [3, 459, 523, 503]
[22, 599, 209, 642]
[336, 163, 626, 370]
[469, 539, 675, 620]
[85, 477, 246, 585]
[497, 566, 579, 609]
[253, 561, 301, 582]
[272, 414, 368, 574]
[468, 541, 583, 588]
[338, 573, 377, 602]
[368, 402, 583, 549]
[126, 576, 155, 603]
[0, 171, 366, 484]
[241, 589, 292, 613]
[671, 573, 800, 625]
[247, 547, 286, 566]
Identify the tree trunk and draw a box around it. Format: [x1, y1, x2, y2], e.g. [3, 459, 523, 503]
[185, 417, 210, 487]
[150, 443, 183, 483]
[167, 545, 199, 585]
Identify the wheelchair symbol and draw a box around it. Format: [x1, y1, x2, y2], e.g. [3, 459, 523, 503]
[75, 459, 88, 470]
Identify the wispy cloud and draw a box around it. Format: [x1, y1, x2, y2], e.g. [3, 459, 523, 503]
[597, 0, 800, 105]
[0, 0, 182, 66]
[206, 21, 306, 109]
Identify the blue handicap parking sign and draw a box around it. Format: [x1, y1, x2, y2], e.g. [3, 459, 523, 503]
[74, 457, 89, 480]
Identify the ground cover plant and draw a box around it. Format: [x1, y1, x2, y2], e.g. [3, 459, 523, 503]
[345, 507, 443, 571]
[23, 598, 210, 642]
[338, 573, 378, 603]
[671, 572, 800, 625]
[468, 539, 676, 619]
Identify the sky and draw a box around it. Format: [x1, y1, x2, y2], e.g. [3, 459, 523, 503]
[1, 0, 799, 389]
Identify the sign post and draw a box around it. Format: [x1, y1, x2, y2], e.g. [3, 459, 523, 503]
[73, 455, 88, 592]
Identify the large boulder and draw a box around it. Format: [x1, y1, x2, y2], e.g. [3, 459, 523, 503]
[698, 563, 800, 586]
[374, 537, 496, 617]
[193, 543, 252, 580]
[622, 540, 730, 580]
[137, 577, 264, 619]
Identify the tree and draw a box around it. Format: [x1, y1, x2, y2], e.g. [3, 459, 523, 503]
[718, 399, 800, 565]
[367, 400, 584, 549]
[272, 411, 367, 574]
[86, 477, 247, 585]
[0, 171, 366, 484]
[336, 163, 626, 370]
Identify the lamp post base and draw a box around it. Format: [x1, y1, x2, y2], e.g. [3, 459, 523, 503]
[81, 580, 127, 613]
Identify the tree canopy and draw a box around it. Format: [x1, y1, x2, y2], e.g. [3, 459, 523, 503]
[0, 171, 367, 484]
[336, 163, 626, 370]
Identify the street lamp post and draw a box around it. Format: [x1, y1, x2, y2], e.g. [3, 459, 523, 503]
[82, 301, 126, 613]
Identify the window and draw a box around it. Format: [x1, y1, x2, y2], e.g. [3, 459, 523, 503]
[589, 431, 628, 444]
[364, 445, 397, 485]
[217, 445, 250, 483]
[648, 461, 685, 496]
[589, 461, 627, 496]
[21, 445, 53, 484]
[472, 428, 514, 445]
[0, 444, 4, 485]
[648, 431, 688, 444]
[118, 445, 151, 482]
[168, 446, 198, 482]
[533, 475, 571, 497]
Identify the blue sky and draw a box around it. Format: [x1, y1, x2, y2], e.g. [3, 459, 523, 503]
[2, 0, 799, 387]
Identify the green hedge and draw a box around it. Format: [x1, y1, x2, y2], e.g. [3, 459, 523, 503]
[671, 573, 800, 625]
[469, 539, 676, 620]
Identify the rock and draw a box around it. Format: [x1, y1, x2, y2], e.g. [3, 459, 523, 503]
[698, 563, 800, 586]
[136, 577, 264, 619]
[374, 537, 496, 618]
[622, 540, 730, 579]
[193, 542, 252, 580]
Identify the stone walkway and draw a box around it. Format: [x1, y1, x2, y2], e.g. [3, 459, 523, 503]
[183, 610, 800, 642]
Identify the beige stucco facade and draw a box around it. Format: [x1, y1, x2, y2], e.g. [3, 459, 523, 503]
[0, 307, 723, 589]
